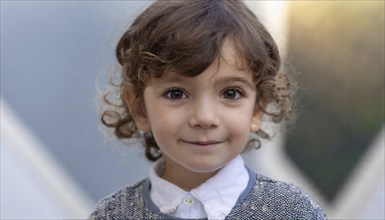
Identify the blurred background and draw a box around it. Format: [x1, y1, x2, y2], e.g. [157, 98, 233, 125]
[1, 1, 384, 219]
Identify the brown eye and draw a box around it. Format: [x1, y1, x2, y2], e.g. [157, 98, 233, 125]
[222, 88, 243, 100]
[163, 88, 187, 100]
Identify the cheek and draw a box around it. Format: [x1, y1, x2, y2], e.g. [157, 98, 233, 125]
[226, 104, 254, 125]
[147, 106, 179, 125]
[145, 105, 185, 142]
[224, 110, 253, 138]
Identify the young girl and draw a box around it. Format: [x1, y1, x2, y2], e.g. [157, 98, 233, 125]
[90, 0, 326, 219]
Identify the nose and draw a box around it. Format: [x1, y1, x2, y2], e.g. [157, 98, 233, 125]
[188, 97, 220, 129]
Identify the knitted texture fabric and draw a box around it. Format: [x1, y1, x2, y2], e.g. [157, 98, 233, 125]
[89, 173, 326, 220]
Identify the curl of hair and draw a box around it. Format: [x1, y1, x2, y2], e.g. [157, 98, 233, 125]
[101, 0, 295, 161]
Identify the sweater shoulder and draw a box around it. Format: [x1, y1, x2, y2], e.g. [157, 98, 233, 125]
[88, 179, 147, 220]
[227, 173, 327, 219]
[260, 174, 322, 206]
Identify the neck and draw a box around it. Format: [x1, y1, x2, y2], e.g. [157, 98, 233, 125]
[160, 157, 219, 191]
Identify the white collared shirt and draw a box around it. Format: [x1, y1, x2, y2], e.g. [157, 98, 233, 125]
[149, 155, 249, 219]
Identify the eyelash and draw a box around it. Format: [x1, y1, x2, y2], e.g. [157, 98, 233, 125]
[162, 88, 188, 100]
[220, 87, 245, 100]
[161, 87, 246, 101]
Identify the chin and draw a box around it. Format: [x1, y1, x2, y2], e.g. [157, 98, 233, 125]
[185, 161, 226, 173]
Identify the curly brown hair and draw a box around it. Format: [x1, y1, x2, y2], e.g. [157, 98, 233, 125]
[101, 0, 294, 161]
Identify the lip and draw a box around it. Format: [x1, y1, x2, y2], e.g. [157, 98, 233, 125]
[182, 140, 223, 147]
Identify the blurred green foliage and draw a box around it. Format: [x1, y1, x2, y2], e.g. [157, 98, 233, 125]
[285, 1, 384, 202]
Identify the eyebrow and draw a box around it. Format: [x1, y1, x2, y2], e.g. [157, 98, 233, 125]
[155, 75, 185, 84]
[216, 76, 254, 89]
[154, 74, 254, 89]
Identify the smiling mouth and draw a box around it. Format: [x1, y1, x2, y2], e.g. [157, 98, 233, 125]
[182, 140, 223, 147]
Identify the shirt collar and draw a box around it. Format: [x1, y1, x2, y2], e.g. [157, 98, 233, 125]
[149, 158, 186, 214]
[149, 155, 249, 219]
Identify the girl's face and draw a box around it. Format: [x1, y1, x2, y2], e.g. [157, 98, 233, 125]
[134, 40, 263, 185]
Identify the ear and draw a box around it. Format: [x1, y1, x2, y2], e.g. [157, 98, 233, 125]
[250, 100, 267, 132]
[123, 86, 151, 132]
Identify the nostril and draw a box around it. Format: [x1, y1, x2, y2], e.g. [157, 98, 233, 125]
[188, 99, 220, 128]
[189, 112, 220, 129]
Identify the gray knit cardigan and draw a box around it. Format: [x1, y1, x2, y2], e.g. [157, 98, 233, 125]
[89, 169, 326, 219]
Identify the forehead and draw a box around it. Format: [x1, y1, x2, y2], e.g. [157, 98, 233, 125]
[151, 39, 253, 84]
[220, 39, 245, 65]
[151, 63, 254, 91]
